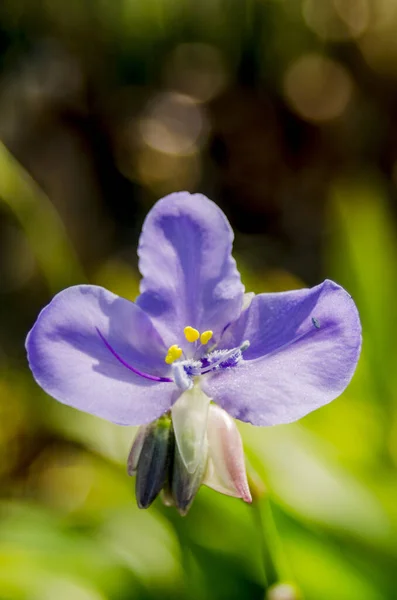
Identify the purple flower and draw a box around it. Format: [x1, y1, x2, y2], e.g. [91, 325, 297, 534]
[26, 192, 362, 513]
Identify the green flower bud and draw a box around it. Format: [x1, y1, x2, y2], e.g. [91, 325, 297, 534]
[135, 415, 174, 509]
[127, 425, 149, 476]
[171, 437, 208, 516]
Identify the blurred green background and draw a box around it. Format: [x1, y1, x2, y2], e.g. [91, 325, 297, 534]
[0, 0, 397, 598]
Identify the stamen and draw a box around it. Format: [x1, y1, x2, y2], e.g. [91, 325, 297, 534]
[184, 326, 200, 343]
[96, 328, 173, 383]
[200, 341, 250, 374]
[200, 330, 213, 345]
[172, 341, 251, 391]
[165, 344, 183, 364]
[239, 340, 250, 352]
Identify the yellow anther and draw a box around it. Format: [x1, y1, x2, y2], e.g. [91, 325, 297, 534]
[200, 330, 213, 345]
[165, 344, 182, 364]
[184, 326, 200, 343]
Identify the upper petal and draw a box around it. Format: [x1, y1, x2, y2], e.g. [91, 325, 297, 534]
[26, 285, 179, 425]
[136, 192, 244, 347]
[201, 280, 362, 426]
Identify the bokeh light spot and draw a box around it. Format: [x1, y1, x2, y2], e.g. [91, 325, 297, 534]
[139, 91, 209, 156]
[164, 43, 229, 103]
[333, 0, 369, 38]
[283, 54, 353, 122]
[137, 146, 201, 195]
[303, 0, 369, 41]
[358, 0, 397, 75]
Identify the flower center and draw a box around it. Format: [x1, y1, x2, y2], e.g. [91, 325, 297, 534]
[164, 326, 214, 364]
[165, 324, 250, 392]
[96, 323, 249, 390]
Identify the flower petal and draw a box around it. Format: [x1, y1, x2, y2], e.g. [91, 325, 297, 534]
[202, 280, 362, 426]
[136, 192, 244, 347]
[26, 285, 179, 425]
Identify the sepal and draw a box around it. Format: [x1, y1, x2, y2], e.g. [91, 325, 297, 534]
[171, 385, 211, 473]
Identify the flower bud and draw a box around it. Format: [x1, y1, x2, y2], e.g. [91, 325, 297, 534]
[127, 425, 149, 476]
[135, 415, 174, 509]
[171, 438, 208, 516]
[203, 404, 252, 503]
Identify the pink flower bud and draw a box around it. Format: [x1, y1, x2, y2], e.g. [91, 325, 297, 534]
[203, 404, 252, 503]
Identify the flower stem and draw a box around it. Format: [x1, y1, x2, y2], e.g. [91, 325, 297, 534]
[251, 494, 293, 590]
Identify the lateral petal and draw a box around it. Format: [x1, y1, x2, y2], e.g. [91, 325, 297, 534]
[202, 280, 362, 426]
[26, 285, 179, 425]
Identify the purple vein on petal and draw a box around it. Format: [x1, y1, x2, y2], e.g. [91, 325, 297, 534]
[95, 327, 173, 383]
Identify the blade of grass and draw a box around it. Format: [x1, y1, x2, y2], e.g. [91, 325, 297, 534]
[0, 142, 85, 292]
